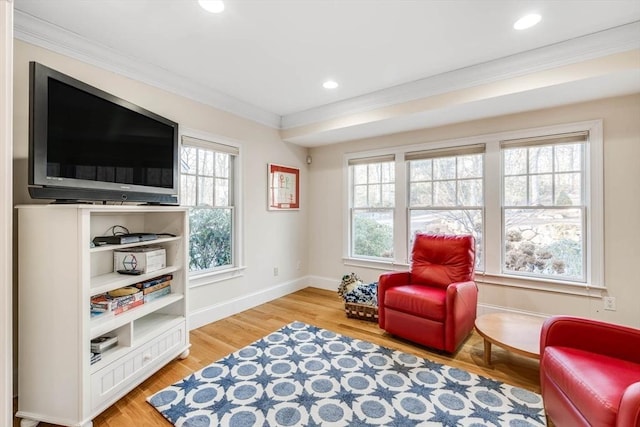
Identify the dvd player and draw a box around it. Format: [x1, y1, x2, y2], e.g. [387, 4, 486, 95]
[92, 233, 158, 245]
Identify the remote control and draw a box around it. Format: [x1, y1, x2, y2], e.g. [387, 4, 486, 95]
[117, 269, 143, 275]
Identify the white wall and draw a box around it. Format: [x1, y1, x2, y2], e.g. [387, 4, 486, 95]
[1, 0, 14, 421]
[308, 93, 640, 328]
[12, 40, 311, 329]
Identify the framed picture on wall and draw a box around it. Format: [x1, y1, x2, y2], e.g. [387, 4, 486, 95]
[268, 163, 300, 210]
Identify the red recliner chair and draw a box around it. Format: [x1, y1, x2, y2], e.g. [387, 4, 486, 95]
[377, 233, 477, 353]
[540, 316, 640, 427]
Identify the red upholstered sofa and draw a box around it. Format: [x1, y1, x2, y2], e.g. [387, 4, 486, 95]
[540, 316, 640, 427]
[377, 233, 477, 353]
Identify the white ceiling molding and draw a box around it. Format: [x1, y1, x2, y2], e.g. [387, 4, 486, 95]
[12, 9, 640, 145]
[284, 68, 640, 146]
[281, 22, 640, 130]
[13, 10, 282, 129]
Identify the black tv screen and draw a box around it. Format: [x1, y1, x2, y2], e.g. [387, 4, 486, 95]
[29, 62, 179, 204]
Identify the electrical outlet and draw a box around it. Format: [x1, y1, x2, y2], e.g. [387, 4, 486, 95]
[603, 296, 616, 311]
[296, 260, 301, 270]
[273, 267, 279, 277]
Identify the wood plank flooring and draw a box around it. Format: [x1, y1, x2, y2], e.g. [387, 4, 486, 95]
[14, 287, 541, 427]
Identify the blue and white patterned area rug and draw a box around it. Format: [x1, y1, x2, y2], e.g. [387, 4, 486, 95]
[148, 321, 545, 426]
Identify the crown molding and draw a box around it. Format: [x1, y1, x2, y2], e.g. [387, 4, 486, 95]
[281, 21, 640, 130]
[13, 10, 640, 134]
[13, 10, 282, 129]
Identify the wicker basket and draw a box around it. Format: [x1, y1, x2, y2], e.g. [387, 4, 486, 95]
[344, 302, 378, 322]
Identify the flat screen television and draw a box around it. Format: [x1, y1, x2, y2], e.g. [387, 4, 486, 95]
[28, 61, 180, 204]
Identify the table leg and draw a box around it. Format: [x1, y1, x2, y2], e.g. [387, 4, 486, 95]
[483, 339, 492, 366]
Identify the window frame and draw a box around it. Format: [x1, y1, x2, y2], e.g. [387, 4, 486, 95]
[348, 156, 396, 260]
[180, 128, 245, 288]
[500, 134, 588, 282]
[343, 120, 604, 294]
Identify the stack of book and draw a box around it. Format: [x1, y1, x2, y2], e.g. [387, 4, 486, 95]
[91, 286, 143, 316]
[89, 274, 172, 318]
[135, 274, 172, 303]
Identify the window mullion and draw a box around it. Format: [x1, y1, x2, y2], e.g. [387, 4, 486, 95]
[552, 147, 556, 204]
[395, 156, 407, 264]
[484, 141, 501, 275]
[195, 149, 200, 205]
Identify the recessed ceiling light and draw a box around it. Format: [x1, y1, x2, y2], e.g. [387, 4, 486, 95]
[199, 0, 225, 13]
[323, 80, 339, 89]
[514, 13, 541, 30]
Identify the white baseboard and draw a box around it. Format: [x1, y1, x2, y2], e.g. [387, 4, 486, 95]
[309, 279, 551, 319]
[189, 276, 312, 330]
[188, 275, 548, 331]
[311, 276, 550, 319]
[306, 275, 337, 292]
[477, 303, 548, 319]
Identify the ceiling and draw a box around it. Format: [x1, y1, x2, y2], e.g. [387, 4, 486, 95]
[13, 0, 640, 146]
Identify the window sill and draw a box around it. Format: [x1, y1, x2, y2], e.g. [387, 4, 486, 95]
[343, 257, 409, 271]
[476, 273, 606, 298]
[343, 257, 606, 298]
[188, 266, 247, 289]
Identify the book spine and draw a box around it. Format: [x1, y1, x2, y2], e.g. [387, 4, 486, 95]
[109, 291, 143, 308]
[143, 286, 171, 303]
[90, 296, 114, 312]
[113, 298, 144, 315]
[142, 280, 171, 295]
[135, 274, 173, 289]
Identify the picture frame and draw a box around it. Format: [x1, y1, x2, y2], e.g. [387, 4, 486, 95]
[268, 163, 300, 210]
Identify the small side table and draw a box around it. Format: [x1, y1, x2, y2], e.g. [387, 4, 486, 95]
[474, 312, 547, 365]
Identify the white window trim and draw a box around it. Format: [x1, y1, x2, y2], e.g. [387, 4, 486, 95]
[180, 127, 245, 288]
[343, 119, 604, 295]
[189, 265, 248, 288]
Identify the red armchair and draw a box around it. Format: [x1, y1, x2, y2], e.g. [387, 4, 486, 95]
[540, 316, 640, 427]
[377, 233, 477, 353]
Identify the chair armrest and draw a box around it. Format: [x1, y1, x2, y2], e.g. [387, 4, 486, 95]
[445, 281, 478, 320]
[445, 280, 478, 308]
[447, 280, 477, 293]
[378, 271, 411, 295]
[377, 271, 411, 327]
[440, 280, 478, 352]
[618, 382, 640, 427]
[540, 316, 640, 364]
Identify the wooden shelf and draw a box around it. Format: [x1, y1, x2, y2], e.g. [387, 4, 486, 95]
[90, 236, 181, 253]
[90, 266, 181, 296]
[90, 293, 184, 339]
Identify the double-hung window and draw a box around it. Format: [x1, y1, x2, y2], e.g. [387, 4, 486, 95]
[181, 135, 237, 274]
[407, 145, 485, 268]
[349, 155, 395, 259]
[345, 120, 603, 290]
[501, 132, 587, 281]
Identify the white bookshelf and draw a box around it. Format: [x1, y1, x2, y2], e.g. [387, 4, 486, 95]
[16, 205, 190, 427]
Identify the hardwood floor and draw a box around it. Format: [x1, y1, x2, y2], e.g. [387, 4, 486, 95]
[14, 287, 541, 426]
